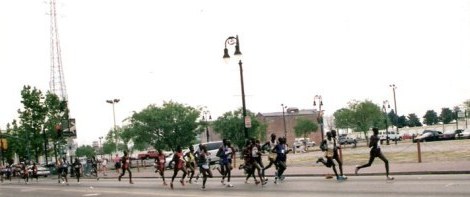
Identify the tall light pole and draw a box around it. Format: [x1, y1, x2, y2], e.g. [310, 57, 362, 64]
[383, 100, 391, 145]
[98, 136, 103, 155]
[314, 95, 324, 141]
[202, 111, 212, 143]
[281, 104, 288, 138]
[390, 84, 399, 138]
[106, 99, 120, 153]
[223, 35, 249, 140]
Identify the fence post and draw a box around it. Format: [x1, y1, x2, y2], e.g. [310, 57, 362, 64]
[417, 140, 422, 163]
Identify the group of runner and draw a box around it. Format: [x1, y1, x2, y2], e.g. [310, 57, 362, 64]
[317, 128, 394, 181]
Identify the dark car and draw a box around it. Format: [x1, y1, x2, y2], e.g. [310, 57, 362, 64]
[440, 129, 463, 140]
[413, 130, 442, 143]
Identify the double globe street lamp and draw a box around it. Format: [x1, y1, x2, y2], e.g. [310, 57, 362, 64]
[223, 35, 249, 139]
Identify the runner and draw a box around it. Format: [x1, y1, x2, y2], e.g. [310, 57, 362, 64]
[57, 158, 69, 185]
[91, 156, 99, 180]
[101, 156, 108, 176]
[31, 161, 39, 182]
[198, 145, 213, 190]
[169, 146, 187, 189]
[251, 139, 265, 185]
[355, 128, 394, 180]
[184, 146, 197, 184]
[273, 137, 290, 184]
[114, 154, 121, 174]
[317, 131, 345, 181]
[72, 158, 82, 184]
[261, 133, 278, 181]
[242, 140, 258, 184]
[217, 139, 234, 187]
[118, 151, 134, 184]
[154, 149, 167, 186]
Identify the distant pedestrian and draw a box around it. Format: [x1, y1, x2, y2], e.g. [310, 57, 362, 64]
[355, 128, 394, 180]
[154, 149, 167, 186]
[169, 146, 187, 189]
[114, 154, 121, 174]
[118, 151, 133, 184]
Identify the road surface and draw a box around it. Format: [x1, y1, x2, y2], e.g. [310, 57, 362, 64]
[1, 175, 469, 197]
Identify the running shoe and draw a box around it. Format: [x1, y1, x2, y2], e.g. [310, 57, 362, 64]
[355, 165, 359, 175]
[170, 182, 173, 189]
[386, 176, 394, 180]
[221, 179, 225, 185]
[180, 179, 185, 186]
[226, 183, 234, 187]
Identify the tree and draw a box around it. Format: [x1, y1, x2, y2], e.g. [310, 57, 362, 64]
[423, 110, 439, 125]
[130, 101, 201, 151]
[16, 86, 47, 162]
[407, 113, 422, 127]
[75, 145, 96, 158]
[333, 100, 383, 144]
[388, 109, 399, 128]
[212, 108, 264, 150]
[294, 118, 318, 139]
[333, 108, 354, 131]
[397, 115, 407, 128]
[439, 108, 453, 124]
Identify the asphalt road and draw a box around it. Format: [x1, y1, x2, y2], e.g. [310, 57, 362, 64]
[1, 175, 469, 197]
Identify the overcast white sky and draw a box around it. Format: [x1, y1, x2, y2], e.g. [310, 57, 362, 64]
[1, 0, 469, 146]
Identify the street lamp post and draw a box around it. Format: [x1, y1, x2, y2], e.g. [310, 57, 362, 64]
[281, 104, 288, 138]
[314, 95, 324, 141]
[98, 136, 103, 155]
[223, 35, 248, 140]
[106, 99, 120, 153]
[202, 112, 212, 143]
[390, 84, 399, 143]
[383, 100, 391, 145]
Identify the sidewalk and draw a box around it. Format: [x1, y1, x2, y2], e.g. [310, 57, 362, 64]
[93, 160, 470, 179]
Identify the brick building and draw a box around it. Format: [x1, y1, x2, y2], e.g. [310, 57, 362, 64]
[200, 108, 323, 147]
[256, 107, 323, 146]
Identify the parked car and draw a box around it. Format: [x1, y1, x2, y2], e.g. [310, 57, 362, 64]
[459, 129, 470, 139]
[33, 165, 51, 177]
[293, 138, 316, 151]
[440, 129, 463, 140]
[379, 131, 401, 142]
[413, 130, 442, 142]
[137, 150, 159, 160]
[338, 135, 357, 146]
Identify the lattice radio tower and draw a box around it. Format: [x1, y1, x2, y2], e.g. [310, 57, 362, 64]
[49, 0, 67, 101]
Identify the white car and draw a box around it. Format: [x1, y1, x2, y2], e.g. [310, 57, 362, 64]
[460, 129, 470, 139]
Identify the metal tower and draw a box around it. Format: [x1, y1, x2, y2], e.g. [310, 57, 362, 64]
[49, 0, 67, 101]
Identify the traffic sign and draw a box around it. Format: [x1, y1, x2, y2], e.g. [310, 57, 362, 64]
[245, 116, 252, 128]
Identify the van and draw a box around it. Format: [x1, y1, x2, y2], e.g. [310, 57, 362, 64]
[379, 130, 401, 142]
[191, 141, 224, 165]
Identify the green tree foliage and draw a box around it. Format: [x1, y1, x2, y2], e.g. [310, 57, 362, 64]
[387, 109, 399, 128]
[129, 101, 201, 151]
[75, 145, 96, 158]
[294, 118, 318, 139]
[333, 108, 354, 130]
[423, 110, 439, 125]
[333, 100, 383, 144]
[407, 113, 422, 127]
[212, 108, 263, 149]
[439, 108, 453, 124]
[397, 115, 407, 128]
[16, 86, 47, 161]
